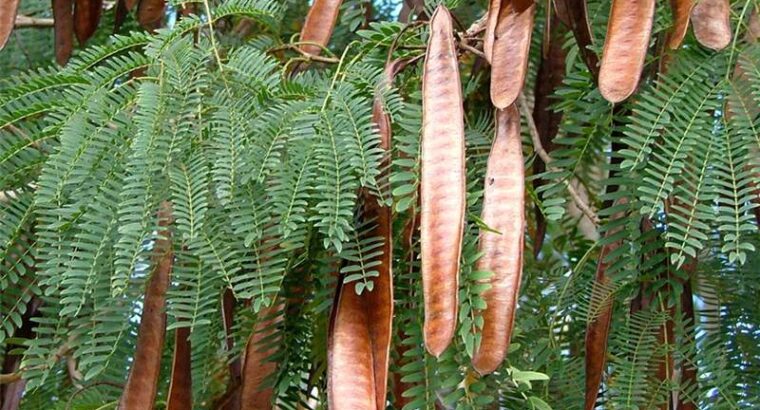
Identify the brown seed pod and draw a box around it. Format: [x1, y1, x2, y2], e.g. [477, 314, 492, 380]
[0, 0, 20, 50]
[584, 200, 627, 410]
[667, 0, 695, 49]
[167, 327, 192, 410]
[489, 0, 535, 109]
[137, 0, 165, 31]
[483, 0, 501, 63]
[73, 0, 102, 45]
[420, 5, 466, 357]
[471, 104, 525, 375]
[598, 0, 655, 103]
[554, 0, 599, 76]
[239, 302, 284, 410]
[125, 0, 139, 11]
[299, 0, 343, 56]
[677, 265, 697, 410]
[119, 201, 174, 410]
[691, 0, 731, 51]
[52, 0, 75, 66]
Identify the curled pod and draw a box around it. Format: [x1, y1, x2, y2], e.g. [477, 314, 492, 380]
[240, 302, 285, 410]
[299, 0, 343, 56]
[137, 0, 165, 30]
[421, 5, 466, 357]
[52, 0, 75, 66]
[471, 105, 525, 375]
[691, 0, 731, 50]
[0, 0, 20, 50]
[598, 0, 655, 103]
[667, 0, 695, 49]
[119, 202, 174, 410]
[490, 0, 535, 109]
[73, 0, 102, 45]
[167, 327, 192, 410]
[584, 200, 627, 410]
[554, 0, 599, 76]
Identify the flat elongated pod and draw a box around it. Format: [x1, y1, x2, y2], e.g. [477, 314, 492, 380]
[598, 0, 655, 103]
[125, 0, 139, 11]
[73, 0, 102, 45]
[691, 0, 731, 50]
[484, 0, 501, 63]
[137, 0, 165, 30]
[471, 105, 525, 375]
[421, 5, 466, 357]
[677, 268, 697, 410]
[299, 0, 343, 56]
[554, 0, 599, 76]
[0, 0, 20, 50]
[584, 202, 627, 410]
[53, 0, 75, 66]
[167, 327, 192, 410]
[119, 202, 174, 410]
[490, 0, 535, 109]
[667, 0, 695, 49]
[240, 302, 284, 410]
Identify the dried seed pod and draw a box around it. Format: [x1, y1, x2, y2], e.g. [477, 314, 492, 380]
[471, 105, 525, 375]
[73, 0, 102, 45]
[421, 5, 466, 357]
[125, 0, 138, 11]
[554, 0, 599, 76]
[483, 0, 501, 63]
[490, 0, 535, 109]
[598, 0, 655, 103]
[167, 327, 192, 410]
[137, 0, 165, 30]
[240, 302, 284, 410]
[119, 202, 174, 410]
[584, 200, 627, 410]
[0, 0, 20, 50]
[667, 0, 695, 49]
[677, 266, 697, 410]
[299, 0, 343, 56]
[52, 0, 75, 66]
[691, 0, 731, 50]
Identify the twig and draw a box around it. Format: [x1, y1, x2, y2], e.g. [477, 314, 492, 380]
[517, 93, 601, 225]
[14, 15, 55, 28]
[270, 43, 340, 64]
[456, 15, 488, 59]
[0, 372, 21, 384]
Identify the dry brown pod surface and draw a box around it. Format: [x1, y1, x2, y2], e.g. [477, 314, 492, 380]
[300, 0, 343, 56]
[137, 0, 166, 30]
[598, 0, 656, 103]
[489, 0, 535, 109]
[554, 0, 599, 75]
[420, 5, 466, 358]
[240, 302, 285, 410]
[471, 104, 525, 375]
[53, 0, 75, 66]
[167, 327, 193, 410]
[691, 0, 731, 50]
[73, 0, 102, 45]
[667, 0, 695, 49]
[0, 0, 21, 50]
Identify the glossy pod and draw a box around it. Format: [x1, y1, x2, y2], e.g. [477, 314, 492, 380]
[166, 327, 192, 410]
[421, 5, 466, 358]
[489, 0, 535, 109]
[471, 105, 525, 375]
[667, 0, 695, 49]
[73, 0, 102, 45]
[300, 0, 343, 56]
[240, 302, 285, 410]
[0, 0, 20, 50]
[598, 0, 656, 103]
[52, 0, 75, 66]
[691, 0, 731, 50]
[119, 202, 174, 410]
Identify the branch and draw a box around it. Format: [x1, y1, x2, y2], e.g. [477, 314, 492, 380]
[517, 93, 601, 225]
[0, 372, 21, 384]
[271, 43, 341, 64]
[14, 15, 55, 28]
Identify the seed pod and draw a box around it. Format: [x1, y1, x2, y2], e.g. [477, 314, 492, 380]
[691, 0, 731, 51]
[483, 0, 501, 63]
[0, 0, 20, 50]
[667, 0, 695, 49]
[167, 327, 192, 410]
[299, 0, 343, 56]
[471, 105, 525, 375]
[554, 0, 599, 76]
[137, 0, 165, 30]
[125, 0, 138, 11]
[421, 5, 466, 357]
[52, 0, 75, 66]
[240, 302, 284, 410]
[598, 0, 655, 103]
[119, 202, 174, 410]
[677, 265, 697, 410]
[584, 200, 627, 410]
[73, 0, 102, 45]
[490, 0, 535, 109]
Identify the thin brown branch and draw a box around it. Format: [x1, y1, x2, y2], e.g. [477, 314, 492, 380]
[270, 43, 340, 64]
[14, 15, 55, 28]
[517, 93, 601, 225]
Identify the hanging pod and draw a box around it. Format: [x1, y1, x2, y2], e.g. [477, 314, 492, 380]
[240, 302, 285, 410]
[137, 0, 166, 30]
[489, 0, 535, 109]
[598, 0, 656, 103]
[420, 5, 466, 357]
[0, 0, 20, 50]
[554, 0, 599, 76]
[73, 0, 102, 45]
[166, 327, 192, 410]
[691, 0, 731, 50]
[52, 0, 75, 66]
[299, 0, 343, 56]
[119, 202, 174, 410]
[471, 105, 525, 375]
[667, 0, 695, 49]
